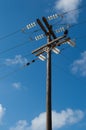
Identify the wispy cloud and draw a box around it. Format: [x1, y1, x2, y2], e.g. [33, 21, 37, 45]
[5, 55, 28, 66]
[12, 82, 21, 89]
[55, 0, 82, 23]
[71, 51, 86, 76]
[10, 120, 29, 130]
[0, 104, 6, 124]
[10, 108, 84, 130]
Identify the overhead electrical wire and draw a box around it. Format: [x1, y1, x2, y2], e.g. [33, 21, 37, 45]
[0, 52, 33, 71]
[0, 43, 85, 82]
[0, 26, 39, 43]
[0, 43, 78, 81]
[0, 5, 86, 81]
[0, 30, 85, 81]
[0, 30, 85, 72]
[70, 20, 86, 28]
[0, 5, 86, 42]
[0, 29, 20, 41]
[53, 19, 86, 30]
[0, 33, 37, 57]
[0, 66, 24, 81]
[63, 4, 86, 15]
[0, 31, 86, 68]
[0, 21, 86, 57]
[0, 40, 29, 56]
[0, 57, 39, 81]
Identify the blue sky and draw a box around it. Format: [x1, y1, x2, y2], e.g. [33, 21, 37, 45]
[0, 0, 86, 130]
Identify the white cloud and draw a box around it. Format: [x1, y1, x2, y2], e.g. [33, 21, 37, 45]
[10, 108, 84, 130]
[10, 120, 29, 130]
[12, 82, 21, 89]
[71, 51, 86, 76]
[55, 0, 82, 23]
[0, 104, 6, 124]
[5, 55, 28, 66]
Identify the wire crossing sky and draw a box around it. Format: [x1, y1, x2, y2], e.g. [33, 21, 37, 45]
[0, 0, 86, 130]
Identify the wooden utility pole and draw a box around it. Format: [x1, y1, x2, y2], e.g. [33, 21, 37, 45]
[32, 16, 75, 130]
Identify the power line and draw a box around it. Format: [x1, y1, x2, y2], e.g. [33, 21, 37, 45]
[0, 5, 86, 81]
[1, 21, 86, 57]
[0, 40, 29, 56]
[33, 19, 86, 42]
[0, 36, 83, 70]
[62, 5, 86, 15]
[0, 42, 84, 82]
[0, 35, 37, 57]
[0, 5, 85, 42]
[0, 57, 38, 81]
[53, 19, 86, 30]
[0, 43, 73, 81]
[0, 29, 20, 41]
[0, 52, 33, 71]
